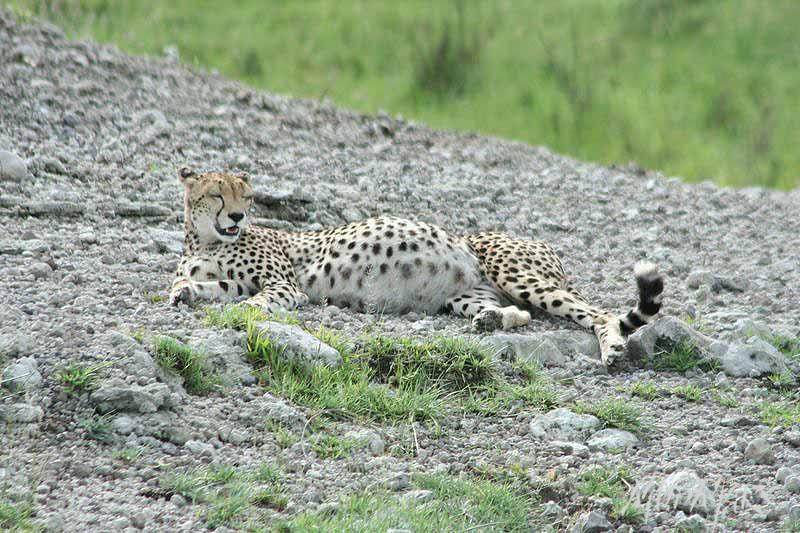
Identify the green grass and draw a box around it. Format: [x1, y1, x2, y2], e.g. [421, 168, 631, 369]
[672, 383, 702, 402]
[204, 305, 299, 329]
[311, 434, 359, 459]
[576, 399, 644, 434]
[652, 340, 720, 373]
[57, 360, 112, 396]
[159, 463, 287, 527]
[711, 390, 740, 408]
[8, 0, 800, 189]
[576, 465, 643, 525]
[629, 380, 660, 401]
[152, 335, 220, 394]
[248, 326, 498, 423]
[281, 473, 536, 531]
[79, 414, 115, 444]
[0, 499, 35, 531]
[759, 399, 800, 428]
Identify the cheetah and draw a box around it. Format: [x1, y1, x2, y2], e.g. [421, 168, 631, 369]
[169, 167, 664, 365]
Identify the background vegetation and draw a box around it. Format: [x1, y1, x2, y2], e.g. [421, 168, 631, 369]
[8, 0, 799, 189]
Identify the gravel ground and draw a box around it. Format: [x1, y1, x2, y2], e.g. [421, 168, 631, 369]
[1, 10, 800, 533]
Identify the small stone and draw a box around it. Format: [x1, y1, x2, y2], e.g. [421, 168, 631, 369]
[674, 513, 706, 533]
[529, 408, 602, 441]
[402, 489, 434, 503]
[131, 511, 148, 529]
[719, 337, 790, 378]
[111, 415, 136, 435]
[2, 356, 42, 392]
[254, 321, 342, 369]
[653, 471, 715, 515]
[744, 437, 775, 465]
[0, 403, 43, 423]
[572, 510, 612, 532]
[784, 431, 800, 447]
[0, 150, 28, 182]
[170, 494, 188, 507]
[586, 429, 639, 451]
[185, 440, 214, 457]
[786, 476, 800, 494]
[386, 473, 411, 491]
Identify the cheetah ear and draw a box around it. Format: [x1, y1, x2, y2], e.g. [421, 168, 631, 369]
[177, 166, 197, 186]
[235, 171, 250, 183]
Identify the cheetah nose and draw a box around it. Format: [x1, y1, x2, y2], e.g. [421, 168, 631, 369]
[229, 212, 244, 223]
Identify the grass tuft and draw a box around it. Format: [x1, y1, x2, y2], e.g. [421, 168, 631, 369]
[80, 414, 115, 444]
[577, 399, 644, 434]
[653, 339, 720, 373]
[282, 472, 535, 531]
[153, 335, 220, 394]
[629, 380, 660, 401]
[0, 500, 35, 531]
[58, 360, 112, 395]
[672, 383, 702, 402]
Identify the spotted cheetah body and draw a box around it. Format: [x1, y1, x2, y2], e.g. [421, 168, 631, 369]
[170, 168, 665, 365]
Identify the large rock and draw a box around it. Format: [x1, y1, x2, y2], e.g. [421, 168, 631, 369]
[586, 429, 639, 451]
[529, 408, 602, 441]
[253, 321, 342, 368]
[90, 380, 172, 414]
[634, 470, 715, 516]
[717, 337, 791, 378]
[0, 149, 28, 182]
[187, 328, 254, 385]
[481, 329, 600, 365]
[1, 356, 42, 393]
[627, 317, 713, 361]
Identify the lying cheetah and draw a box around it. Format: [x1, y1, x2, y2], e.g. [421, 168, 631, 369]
[169, 167, 664, 365]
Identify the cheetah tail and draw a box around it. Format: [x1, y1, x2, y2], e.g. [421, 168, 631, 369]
[619, 262, 664, 335]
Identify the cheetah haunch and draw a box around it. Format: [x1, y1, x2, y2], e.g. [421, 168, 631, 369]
[169, 168, 664, 365]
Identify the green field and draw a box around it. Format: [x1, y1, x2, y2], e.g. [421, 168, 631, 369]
[8, 0, 799, 189]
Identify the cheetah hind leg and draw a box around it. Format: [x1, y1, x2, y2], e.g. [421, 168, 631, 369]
[446, 284, 531, 332]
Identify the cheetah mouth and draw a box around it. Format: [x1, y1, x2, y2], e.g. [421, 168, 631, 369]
[215, 224, 240, 238]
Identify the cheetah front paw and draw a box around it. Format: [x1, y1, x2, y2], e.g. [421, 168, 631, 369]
[600, 342, 626, 366]
[472, 309, 504, 332]
[169, 285, 196, 306]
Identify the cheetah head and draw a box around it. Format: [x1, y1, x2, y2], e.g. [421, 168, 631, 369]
[178, 166, 254, 244]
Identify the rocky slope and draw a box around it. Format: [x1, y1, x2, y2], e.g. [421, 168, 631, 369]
[1, 9, 799, 532]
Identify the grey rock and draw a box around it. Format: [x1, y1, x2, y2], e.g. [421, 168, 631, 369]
[111, 415, 136, 435]
[674, 513, 707, 533]
[571, 511, 612, 532]
[263, 393, 308, 430]
[743, 437, 775, 464]
[91, 381, 171, 414]
[170, 494, 188, 507]
[529, 408, 602, 441]
[627, 317, 712, 362]
[187, 328, 252, 386]
[718, 337, 791, 378]
[481, 334, 569, 366]
[786, 476, 800, 494]
[0, 403, 44, 423]
[547, 440, 590, 458]
[641, 470, 715, 516]
[254, 320, 342, 368]
[0, 149, 28, 181]
[148, 229, 184, 254]
[402, 489, 434, 503]
[30, 262, 52, 279]
[784, 431, 800, 447]
[2, 356, 42, 392]
[0, 333, 33, 359]
[218, 426, 248, 445]
[586, 429, 639, 451]
[185, 440, 214, 457]
[386, 472, 411, 491]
